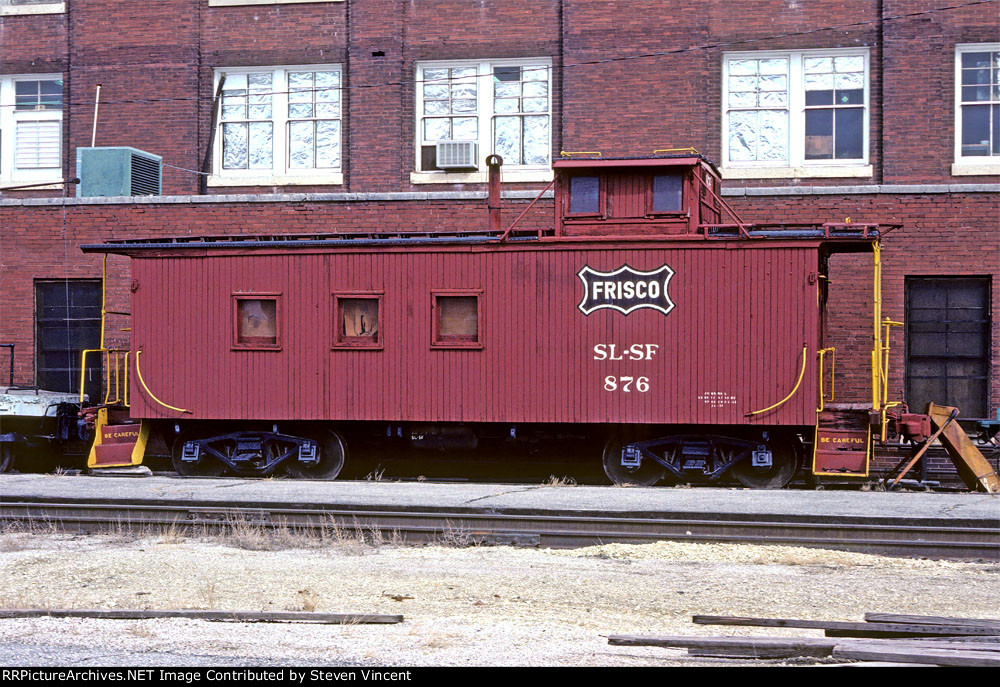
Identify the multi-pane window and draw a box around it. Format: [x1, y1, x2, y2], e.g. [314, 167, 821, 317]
[956, 45, 1000, 161]
[215, 66, 342, 179]
[0, 75, 63, 186]
[906, 278, 991, 419]
[723, 50, 868, 169]
[34, 280, 102, 399]
[417, 60, 551, 172]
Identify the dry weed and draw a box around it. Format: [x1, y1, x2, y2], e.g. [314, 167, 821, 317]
[543, 474, 577, 487]
[296, 588, 320, 612]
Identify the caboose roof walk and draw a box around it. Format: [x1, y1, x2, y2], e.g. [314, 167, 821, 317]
[80, 225, 887, 255]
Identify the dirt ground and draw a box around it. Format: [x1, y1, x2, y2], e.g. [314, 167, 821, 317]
[0, 526, 996, 667]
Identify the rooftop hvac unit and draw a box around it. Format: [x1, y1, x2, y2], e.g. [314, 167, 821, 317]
[76, 147, 162, 198]
[435, 141, 478, 169]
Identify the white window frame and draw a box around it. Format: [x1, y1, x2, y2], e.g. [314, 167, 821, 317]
[721, 49, 872, 179]
[208, 65, 344, 187]
[0, 1, 64, 16]
[953, 43, 1000, 176]
[0, 74, 63, 189]
[411, 58, 554, 185]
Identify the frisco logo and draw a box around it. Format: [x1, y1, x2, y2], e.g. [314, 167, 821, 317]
[576, 264, 675, 316]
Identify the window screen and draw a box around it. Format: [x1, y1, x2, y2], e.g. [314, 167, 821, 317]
[652, 174, 683, 212]
[569, 176, 600, 214]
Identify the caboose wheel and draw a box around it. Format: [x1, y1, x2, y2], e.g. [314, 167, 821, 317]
[730, 433, 801, 489]
[285, 429, 346, 480]
[602, 437, 667, 487]
[171, 431, 226, 477]
[0, 444, 13, 473]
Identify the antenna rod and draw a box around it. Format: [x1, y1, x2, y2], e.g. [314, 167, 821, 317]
[91, 84, 102, 147]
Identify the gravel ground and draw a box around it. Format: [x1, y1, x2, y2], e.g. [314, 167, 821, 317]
[0, 529, 996, 667]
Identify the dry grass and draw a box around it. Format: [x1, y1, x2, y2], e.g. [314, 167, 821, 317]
[365, 466, 387, 482]
[296, 588, 320, 612]
[543, 474, 577, 487]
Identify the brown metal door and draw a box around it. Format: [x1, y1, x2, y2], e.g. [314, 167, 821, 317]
[905, 277, 991, 418]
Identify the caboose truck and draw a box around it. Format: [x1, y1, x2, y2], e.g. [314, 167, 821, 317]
[78, 153, 995, 489]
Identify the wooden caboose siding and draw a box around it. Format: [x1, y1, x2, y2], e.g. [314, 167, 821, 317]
[130, 244, 820, 427]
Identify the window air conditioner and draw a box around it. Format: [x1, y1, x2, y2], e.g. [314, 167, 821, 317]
[76, 147, 162, 197]
[435, 141, 478, 169]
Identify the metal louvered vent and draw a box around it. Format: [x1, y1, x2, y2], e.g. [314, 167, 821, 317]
[435, 141, 478, 169]
[129, 151, 161, 196]
[76, 147, 162, 197]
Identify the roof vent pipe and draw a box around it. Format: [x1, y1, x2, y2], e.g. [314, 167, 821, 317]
[487, 154, 503, 234]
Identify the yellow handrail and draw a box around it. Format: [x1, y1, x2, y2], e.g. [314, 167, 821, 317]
[817, 347, 835, 412]
[134, 349, 190, 414]
[747, 345, 808, 417]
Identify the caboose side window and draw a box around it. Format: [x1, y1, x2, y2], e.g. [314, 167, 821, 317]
[569, 176, 600, 215]
[334, 295, 381, 349]
[433, 293, 481, 349]
[234, 296, 280, 350]
[650, 174, 683, 213]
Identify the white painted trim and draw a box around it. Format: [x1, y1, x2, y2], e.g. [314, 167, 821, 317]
[951, 163, 1000, 176]
[722, 48, 870, 169]
[0, 2, 64, 16]
[721, 165, 873, 179]
[207, 173, 343, 187]
[209, 0, 342, 5]
[212, 65, 343, 182]
[954, 43, 1000, 166]
[0, 74, 64, 187]
[414, 58, 553, 175]
[410, 170, 553, 185]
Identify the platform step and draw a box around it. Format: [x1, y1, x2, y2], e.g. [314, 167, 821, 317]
[814, 407, 871, 476]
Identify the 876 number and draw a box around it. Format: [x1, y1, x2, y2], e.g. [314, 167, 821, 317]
[604, 376, 649, 392]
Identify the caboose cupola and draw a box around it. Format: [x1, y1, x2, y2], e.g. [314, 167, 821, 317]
[552, 154, 723, 238]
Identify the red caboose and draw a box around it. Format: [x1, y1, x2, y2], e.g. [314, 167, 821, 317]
[84, 154, 895, 488]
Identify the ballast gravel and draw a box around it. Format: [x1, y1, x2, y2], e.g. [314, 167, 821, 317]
[0, 531, 996, 667]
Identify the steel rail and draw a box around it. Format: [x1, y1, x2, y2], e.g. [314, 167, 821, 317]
[0, 500, 996, 560]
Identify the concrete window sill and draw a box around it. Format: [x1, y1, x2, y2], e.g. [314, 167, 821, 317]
[207, 173, 344, 187]
[721, 166, 874, 180]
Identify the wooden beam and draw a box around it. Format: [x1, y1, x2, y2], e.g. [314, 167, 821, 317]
[692, 615, 999, 637]
[0, 609, 403, 624]
[864, 614, 1000, 629]
[833, 643, 1000, 667]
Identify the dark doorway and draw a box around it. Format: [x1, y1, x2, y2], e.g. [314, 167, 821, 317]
[905, 277, 991, 418]
[35, 280, 103, 401]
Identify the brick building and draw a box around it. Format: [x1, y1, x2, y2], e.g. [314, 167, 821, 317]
[1, 0, 997, 421]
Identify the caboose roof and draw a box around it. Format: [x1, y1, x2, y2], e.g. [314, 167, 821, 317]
[552, 155, 714, 171]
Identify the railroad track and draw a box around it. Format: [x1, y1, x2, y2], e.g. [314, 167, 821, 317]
[1, 498, 996, 560]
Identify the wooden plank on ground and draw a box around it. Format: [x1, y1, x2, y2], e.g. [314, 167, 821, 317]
[864, 613, 1000, 629]
[691, 615, 999, 637]
[833, 643, 1000, 667]
[608, 635, 837, 658]
[609, 634, 1000, 657]
[0, 609, 403, 624]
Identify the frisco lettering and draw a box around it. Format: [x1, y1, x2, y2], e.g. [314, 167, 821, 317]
[590, 279, 664, 301]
